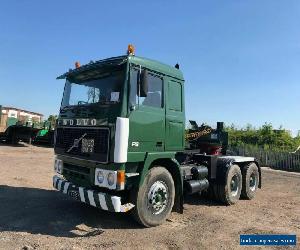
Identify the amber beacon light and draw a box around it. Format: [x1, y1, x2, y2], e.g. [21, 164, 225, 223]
[127, 44, 135, 55]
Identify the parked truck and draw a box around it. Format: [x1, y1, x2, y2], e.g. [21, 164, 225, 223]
[53, 45, 261, 227]
[0, 124, 40, 144]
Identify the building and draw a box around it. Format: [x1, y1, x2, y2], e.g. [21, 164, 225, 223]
[0, 106, 43, 132]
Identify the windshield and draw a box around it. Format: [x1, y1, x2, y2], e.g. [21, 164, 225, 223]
[61, 70, 124, 109]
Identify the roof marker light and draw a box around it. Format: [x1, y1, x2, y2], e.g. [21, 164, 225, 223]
[75, 61, 81, 68]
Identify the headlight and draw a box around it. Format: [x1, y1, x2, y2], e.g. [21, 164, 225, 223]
[107, 173, 115, 186]
[94, 168, 117, 189]
[97, 171, 104, 184]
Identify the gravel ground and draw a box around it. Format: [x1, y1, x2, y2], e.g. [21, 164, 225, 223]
[0, 143, 299, 250]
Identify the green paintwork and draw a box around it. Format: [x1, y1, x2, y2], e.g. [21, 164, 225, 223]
[127, 55, 184, 81]
[126, 58, 185, 157]
[56, 54, 185, 198]
[165, 77, 185, 151]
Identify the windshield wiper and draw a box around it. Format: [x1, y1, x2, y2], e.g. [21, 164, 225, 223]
[60, 106, 73, 113]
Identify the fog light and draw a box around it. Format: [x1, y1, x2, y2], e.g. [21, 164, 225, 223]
[54, 158, 63, 174]
[107, 173, 115, 186]
[57, 160, 63, 174]
[97, 171, 104, 184]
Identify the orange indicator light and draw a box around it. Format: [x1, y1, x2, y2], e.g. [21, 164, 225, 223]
[117, 170, 125, 184]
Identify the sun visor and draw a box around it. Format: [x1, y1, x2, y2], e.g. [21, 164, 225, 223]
[57, 56, 127, 82]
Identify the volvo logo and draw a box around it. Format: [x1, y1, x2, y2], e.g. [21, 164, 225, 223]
[67, 133, 87, 152]
[58, 118, 97, 126]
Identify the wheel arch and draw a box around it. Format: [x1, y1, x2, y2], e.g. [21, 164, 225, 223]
[137, 153, 183, 213]
[150, 158, 183, 213]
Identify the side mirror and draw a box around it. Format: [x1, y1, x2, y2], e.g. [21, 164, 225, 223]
[137, 69, 148, 97]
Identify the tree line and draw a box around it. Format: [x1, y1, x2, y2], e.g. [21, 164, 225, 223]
[226, 123, 300, 152]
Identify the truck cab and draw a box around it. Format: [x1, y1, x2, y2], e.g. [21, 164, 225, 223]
[53, 45, 261, 227]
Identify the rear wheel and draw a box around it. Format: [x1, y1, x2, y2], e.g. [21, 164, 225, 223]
[131, 166, 175, 227]
[213, 164, 242, 205]
[241, 163, 259, 199]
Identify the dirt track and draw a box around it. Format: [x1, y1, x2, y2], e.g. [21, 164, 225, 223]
[0, 144, 299, 250]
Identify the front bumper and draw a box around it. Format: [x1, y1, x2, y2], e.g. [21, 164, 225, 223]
[53, 175, 134, 212]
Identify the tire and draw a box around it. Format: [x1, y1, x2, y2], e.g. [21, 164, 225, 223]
[241, 163, 259, 199]
[213, 164, 242, 205]
[131, 166, 175, 227]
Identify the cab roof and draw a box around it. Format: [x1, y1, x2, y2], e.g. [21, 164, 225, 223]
[57, 55, 184, 81]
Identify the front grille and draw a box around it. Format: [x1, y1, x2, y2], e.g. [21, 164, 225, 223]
[55, 127, 110, 163]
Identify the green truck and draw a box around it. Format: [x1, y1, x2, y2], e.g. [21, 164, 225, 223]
[53, 45, 261, 227]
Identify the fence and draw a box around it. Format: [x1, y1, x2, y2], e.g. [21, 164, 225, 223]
[228, 145, 300, 172]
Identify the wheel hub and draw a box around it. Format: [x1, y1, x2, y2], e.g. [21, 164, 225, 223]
[230, 175, 239, 196]
[249, 173, 257, 191]
[148, 181, 168, 215]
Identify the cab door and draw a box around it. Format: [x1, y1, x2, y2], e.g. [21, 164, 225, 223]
[128, 67, 165, 153]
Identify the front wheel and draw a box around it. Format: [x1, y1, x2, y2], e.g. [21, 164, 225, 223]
[131, 166, 175, 227]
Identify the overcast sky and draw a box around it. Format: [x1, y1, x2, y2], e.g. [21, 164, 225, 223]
[0, 1, 299, 134]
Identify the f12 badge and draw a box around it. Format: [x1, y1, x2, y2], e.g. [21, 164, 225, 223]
[131, 142, 139, 147]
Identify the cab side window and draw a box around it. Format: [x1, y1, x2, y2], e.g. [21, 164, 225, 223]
[130, 67, 163, 108]
[140, 72, 163, 108]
